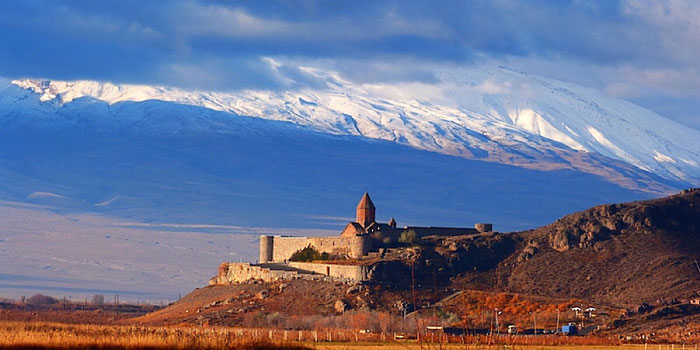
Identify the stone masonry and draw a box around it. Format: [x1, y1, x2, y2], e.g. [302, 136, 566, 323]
[212, 193, 493, 284]
[210, 262, 370, 284]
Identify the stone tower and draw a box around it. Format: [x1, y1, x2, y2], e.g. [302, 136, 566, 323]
[356, 192, 376, 228]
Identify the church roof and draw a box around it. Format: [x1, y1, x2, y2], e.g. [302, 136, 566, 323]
[341, 222, 365, 236]
[356, 192, 375, 209]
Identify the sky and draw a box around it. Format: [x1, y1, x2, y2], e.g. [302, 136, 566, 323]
[1, 0, 699, 130]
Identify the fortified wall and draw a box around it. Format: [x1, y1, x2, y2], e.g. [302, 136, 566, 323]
[259, 235, 371, 263]
[211, 262, 370, 284]
[211, 192, 494, 285]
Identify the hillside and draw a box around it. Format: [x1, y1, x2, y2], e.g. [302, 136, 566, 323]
[383, 189, 699, 306]
[496, 188, 700, 305]
[135, 190, 700, 338]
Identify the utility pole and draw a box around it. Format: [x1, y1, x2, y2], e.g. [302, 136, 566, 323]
[556, 309, 560, 332]
[494, 308, 500, 335]
[410, 260, 417, 313]
[410, 260, 419, 342]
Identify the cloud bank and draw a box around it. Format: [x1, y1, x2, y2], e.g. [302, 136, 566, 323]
[1, 0, 698, 128]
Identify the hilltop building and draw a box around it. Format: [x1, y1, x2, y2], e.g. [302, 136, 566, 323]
[213, 192, 494, 284]
[259, 192, 492, 263]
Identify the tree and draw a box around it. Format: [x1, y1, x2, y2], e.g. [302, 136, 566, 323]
[289, 245, 329, 262]
[27, 294, 57, 305]
[92, 294, 105, 305]
[399, 230, 418, 244]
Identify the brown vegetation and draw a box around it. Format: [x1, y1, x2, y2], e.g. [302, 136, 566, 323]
[0, 321, 310, 350]
[0, 299, 159, 325]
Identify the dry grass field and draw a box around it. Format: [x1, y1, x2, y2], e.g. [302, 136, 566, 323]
[314, 345, 665, 350]
[0, 321, 310, 350]
[0, 320, 695, 350]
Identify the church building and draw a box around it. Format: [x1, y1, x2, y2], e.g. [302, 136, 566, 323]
[258, 192, 493, 263]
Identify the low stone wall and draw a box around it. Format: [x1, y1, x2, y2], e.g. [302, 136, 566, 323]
[210, 263, 295, 284]
[210, 262, 370, 285]
[289, 262, 369, 281]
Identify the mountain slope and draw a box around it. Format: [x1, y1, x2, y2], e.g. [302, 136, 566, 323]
[6, 64, 700, 191]
[0, 96, 652, 232]
[1, 65, 698, 299]
[498, 188, 700, 305]
[0, 94, 665, 300]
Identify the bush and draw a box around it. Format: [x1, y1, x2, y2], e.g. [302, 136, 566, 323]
[92, 294, 105, 305]
[399, 230, 418, 244]
[371, 231, 384, 241]
[289, 245, 329, 262]
[27, 294, 57, 305]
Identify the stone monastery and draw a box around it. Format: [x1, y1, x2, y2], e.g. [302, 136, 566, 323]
[260, 192, 492, 263]
[211, 193, 493, 284]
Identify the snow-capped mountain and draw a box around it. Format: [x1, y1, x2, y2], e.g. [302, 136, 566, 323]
[5, 65, 699, 189]
[4, 66, 695, 300]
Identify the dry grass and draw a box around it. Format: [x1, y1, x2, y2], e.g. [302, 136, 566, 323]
[0, 321, 310, 350]
[313, 344, 648, 350]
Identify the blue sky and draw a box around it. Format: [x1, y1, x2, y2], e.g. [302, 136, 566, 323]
[1, 0, 699, 129]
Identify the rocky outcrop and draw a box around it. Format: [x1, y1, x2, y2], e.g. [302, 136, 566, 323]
[532, 189, 700, 252]
[500, 189, 700, 304]
[334, 300, 349, 313]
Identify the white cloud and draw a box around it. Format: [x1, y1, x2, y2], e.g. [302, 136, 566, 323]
[176, 3, 300, 39]
[623, 0, 700, 65]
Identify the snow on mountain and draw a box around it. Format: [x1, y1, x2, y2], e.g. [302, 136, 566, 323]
[6, 64, 700, 186]
[3, 70, 687, 299]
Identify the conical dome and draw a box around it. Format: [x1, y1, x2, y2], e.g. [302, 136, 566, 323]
[356, 192, 375, 209]
[356, 192, 376, 228]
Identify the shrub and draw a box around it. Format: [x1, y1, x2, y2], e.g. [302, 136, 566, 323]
[289, 246, 329, 262]
[371, 231, 384, 240]
[92, 294, 105, 305]
[399, 230, 418, 244]
[27, 294, 57, 305]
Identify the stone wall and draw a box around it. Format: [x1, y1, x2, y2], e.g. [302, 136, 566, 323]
[210, 262, 370, 284]
[405, 226, 479, 237]
[210, 263, 294, 284]
[263, 235, 372, 262]
[308, 236, 370, 259]
[259, 235, 274, 263]
[474, 223, 493, 233]
[289, 262, 369, 281]
[270, 237, 310, 262]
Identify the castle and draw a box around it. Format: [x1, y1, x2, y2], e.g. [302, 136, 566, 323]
[259, 192, 492, 263]
[212, 193, 493, 284]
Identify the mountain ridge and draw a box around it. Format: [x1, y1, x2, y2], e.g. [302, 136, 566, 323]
[5, 64, 699, 191]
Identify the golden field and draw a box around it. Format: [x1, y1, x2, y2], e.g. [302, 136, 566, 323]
[0, 321, 695, 350]
[0, 321, 310, 350]
[316, 345, 680, 350]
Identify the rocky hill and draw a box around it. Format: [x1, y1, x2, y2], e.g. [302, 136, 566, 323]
[133, 190, 700, 337]
[496, 188, 700, 305]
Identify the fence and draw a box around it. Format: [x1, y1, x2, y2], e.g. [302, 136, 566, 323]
[198, 327, 674, 346]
